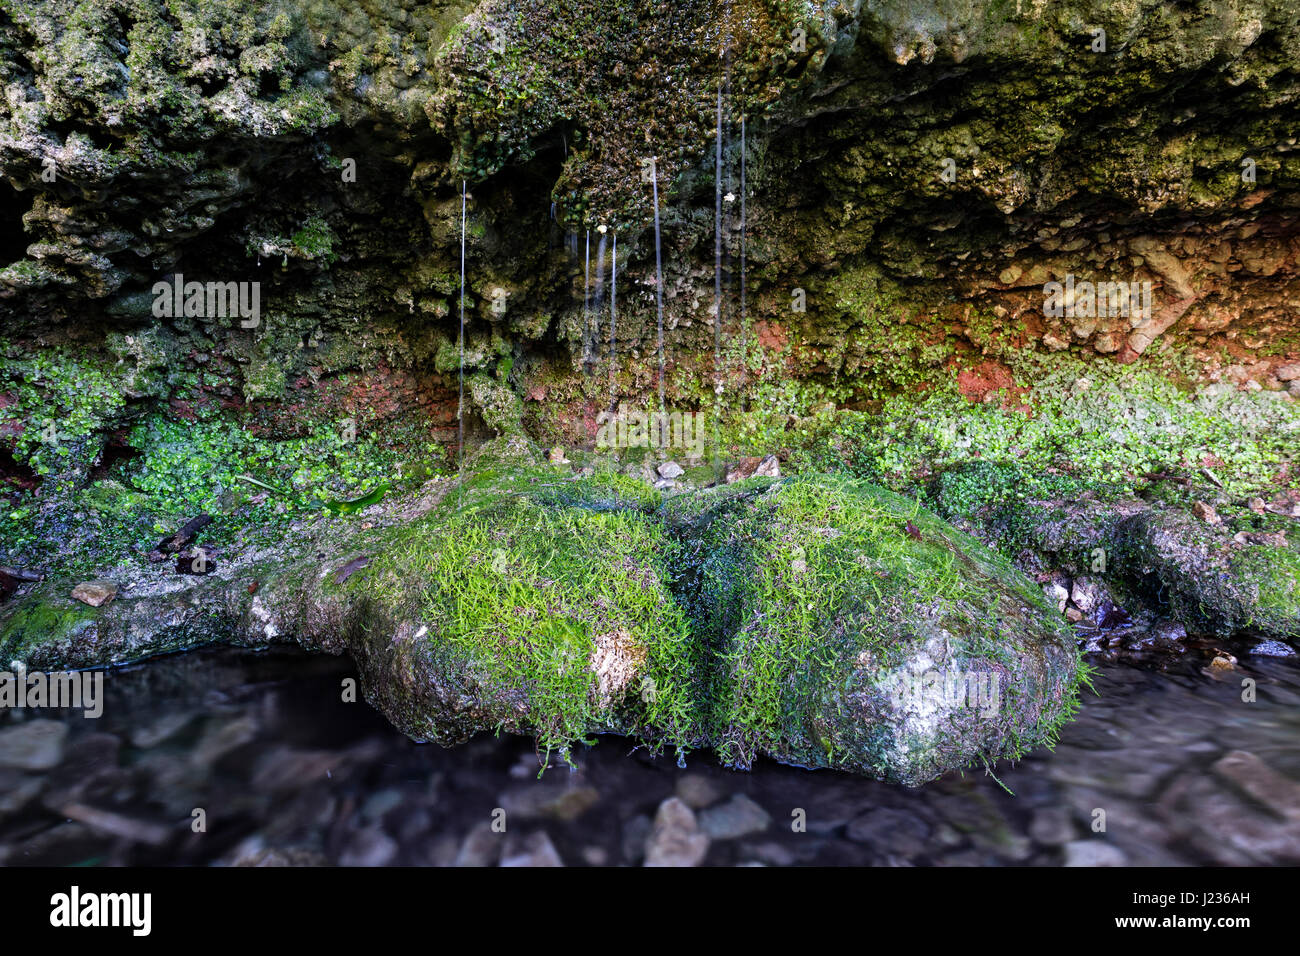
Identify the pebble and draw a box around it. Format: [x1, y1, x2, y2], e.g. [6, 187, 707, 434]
[1028, 806, 1075, 846]
[644, 797, 710, 867]
[338, 826, 399, 866]
[699, 794, 771, 840]
[1192, 500, 1221, 525]
[1069, 577, 1105, 615]
[656, 461, 684, 479]
[454, 823, 502, 867]
[845, 807, 931, 856]
[0, 719, 68, 770]
[675, 773, 722, 809]
[1248, 640, 1296, 658]
[498, 782, 599, 822]
[621, 813, 652, 863]
[1212, 750, 1300, 823]
[501, 831, 564, 867]
[1063, 840, 1128, 866]
[1043, 581, 1069, 614]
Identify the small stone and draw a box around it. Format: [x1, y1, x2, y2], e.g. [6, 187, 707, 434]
[454, 823, 502, 867]
[1213, 750, 1300, 823]
[699, 794, 771, 840]
[653, 478, 678, 491]
[1209, 652, 1237, 672]
[753, 454, 780, 478]
[1069, 577, 1105, 614]
[621, 814, 652, 863]
[644, 797, 710, 867]
[846, 807, 932, 856]
[501, 831, 564, 867]
[1248, 498, 1267, 513]
[128, 711, 193, 749]
[338, 826, 399, 866]
[1192, 500, 1221, 525]
[1028, 807, 1075, 846]
[1248, 640, 1296, 658]
[1065, 607, 1084, 622]
[70, 580, 117, 607]
[1063, 840, 1127, 866]
[656, 461, 684, 479]
[675, 773, 722, 809]
[1043, 581, 1069, 614]
[548, 446, 570, 464]
[233, 847, 330, 867]
[0, 719, 68, 770]
[498, 782, 599, 822]
[360, 788, 404, 822]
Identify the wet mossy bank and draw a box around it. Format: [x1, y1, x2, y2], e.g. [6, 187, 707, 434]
[0, 454, 1084, 787]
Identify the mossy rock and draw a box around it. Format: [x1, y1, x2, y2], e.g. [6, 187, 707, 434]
[661, 474, 1083, 786]
[338, 471, 696, 764]
[1116, 509, 1300, 640]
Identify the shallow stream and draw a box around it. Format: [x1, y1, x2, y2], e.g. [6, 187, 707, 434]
[1, 631, 1298, 866]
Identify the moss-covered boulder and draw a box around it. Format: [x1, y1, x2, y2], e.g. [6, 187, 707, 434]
[661, 474, 1083, 786]
[331, 469, 699, 764]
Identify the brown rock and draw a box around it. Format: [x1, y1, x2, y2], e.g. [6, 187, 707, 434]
[70, 580, 117, 607]
[1192, 501, 1221, 525]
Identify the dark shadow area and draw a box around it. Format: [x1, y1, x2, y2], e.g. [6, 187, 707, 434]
[0, 180, 31, 264]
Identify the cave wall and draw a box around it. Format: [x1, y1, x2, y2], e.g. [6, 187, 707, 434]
[1, 0, 1298, 501]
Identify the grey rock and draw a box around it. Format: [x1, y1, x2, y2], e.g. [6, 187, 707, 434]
[454, 823, 503, 867]
[656, 461, 684, 479]
[644, 797, 710, 867]
[674, 773, 722, 809]
[0, 719, 68, 770]
[501, 831, 564, 867]
[338, 826, 399, 866]
[1249, 640, 1296, 658]
[1028, 807, 1076, 846]
[846, 807, 932, 856]
[1063, 840, 1128, 866]
[699, 794, 771, 840]
[1070, 576, 1105, 614]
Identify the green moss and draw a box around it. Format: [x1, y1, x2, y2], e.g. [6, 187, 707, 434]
[1234, 545, 1300, 637]
[0, 597, 98, 660]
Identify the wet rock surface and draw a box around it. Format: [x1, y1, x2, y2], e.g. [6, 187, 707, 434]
[0, 640, 1296, 866]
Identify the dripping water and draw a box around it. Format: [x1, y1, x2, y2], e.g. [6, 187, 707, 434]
[594, 231, 607, 370]
[458, 180, 467, 491]
[739, 116, 748, 411]
[651, 157, 666, 418]
[584, 229, 592, 373]
[609, 231, 617, 414]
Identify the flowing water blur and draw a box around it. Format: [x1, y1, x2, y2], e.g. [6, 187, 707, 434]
[1, 630, 1297, 866]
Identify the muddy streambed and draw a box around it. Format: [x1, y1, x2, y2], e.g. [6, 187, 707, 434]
[1, 631, 1298, 867]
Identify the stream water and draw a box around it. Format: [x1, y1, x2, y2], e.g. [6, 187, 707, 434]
[1, 627, 1297, 867]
